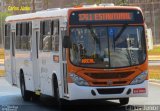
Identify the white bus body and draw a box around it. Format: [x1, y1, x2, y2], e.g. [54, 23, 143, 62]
[4, 6, 148, 105]
[5, 8, 69, 99]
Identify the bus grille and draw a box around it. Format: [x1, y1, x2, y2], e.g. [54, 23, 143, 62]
[92, 81, 127, 86]
[85, 71, 135, 86]
[97, 88, 125, 94]
[85, 71, 134, 79]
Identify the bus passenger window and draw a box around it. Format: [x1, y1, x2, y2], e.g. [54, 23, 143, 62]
[51, 21, 54, 35]
[5, 24, 10, 50]
[42, 20, 52, 51]
[26, 23, 29, 36]
[28, 22, 32, 50]
[29, 22, 32, 36]
[22, 23, 26, 36]
[16, 23, 21, 49]
[21, 22, 31, 50]
[40, 21, 43, 50]
[52, 20, 59, 51]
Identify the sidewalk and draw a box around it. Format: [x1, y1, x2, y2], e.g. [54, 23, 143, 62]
[0, 59, 4, 77]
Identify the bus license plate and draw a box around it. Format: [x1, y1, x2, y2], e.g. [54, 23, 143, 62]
[133, 88, 146, 94]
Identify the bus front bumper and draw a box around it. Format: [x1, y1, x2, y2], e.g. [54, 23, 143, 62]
[67, 80, 148, 100]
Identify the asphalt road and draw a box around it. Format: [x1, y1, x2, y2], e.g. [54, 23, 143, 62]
[0, 77, 160, 111]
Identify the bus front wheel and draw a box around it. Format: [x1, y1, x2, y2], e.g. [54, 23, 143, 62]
[119, 98, 129, 105]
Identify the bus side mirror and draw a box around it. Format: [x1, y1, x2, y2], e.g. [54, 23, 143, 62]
[63, 36, 72, 48]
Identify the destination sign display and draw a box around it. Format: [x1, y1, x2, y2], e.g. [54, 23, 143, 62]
[78, 13, 133, 21]
[69, 9, 143, 25]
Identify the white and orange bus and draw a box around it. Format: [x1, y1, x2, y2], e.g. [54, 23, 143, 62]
[4, 4, 148, 105]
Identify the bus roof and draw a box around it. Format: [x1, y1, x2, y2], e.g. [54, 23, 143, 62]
[5, 8, 69, 22]
[5, 6, 142, 22]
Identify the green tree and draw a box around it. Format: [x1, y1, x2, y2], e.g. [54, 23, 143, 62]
[116, 0, 129, 6]
[0, 12, 12, 47]
[86, 0, 104, 4]
[65, 0, 105, 7]
[2, 0, 12, 4]
[2, 0, 32, 14]
[43, 0, 49, 9]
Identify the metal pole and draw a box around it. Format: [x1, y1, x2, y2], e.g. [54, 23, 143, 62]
[32, 0, 35, 12]
[1, 12, 3, 48]
[1, 1, 4, 48]
[152, 1, 156, 44]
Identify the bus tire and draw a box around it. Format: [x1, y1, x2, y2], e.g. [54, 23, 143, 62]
[119, 98, 129, 105]
[20, 74, 32, 101]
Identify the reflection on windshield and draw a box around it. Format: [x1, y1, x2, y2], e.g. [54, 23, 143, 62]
[70, 26, 146, 68]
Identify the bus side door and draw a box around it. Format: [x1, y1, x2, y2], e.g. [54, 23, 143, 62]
[32, 21, 41, 92]
[60, 18, 69, 97]
[11, 30, 17, 85]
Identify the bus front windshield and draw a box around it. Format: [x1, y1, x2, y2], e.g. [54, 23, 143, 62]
[69, 26, 146, 68]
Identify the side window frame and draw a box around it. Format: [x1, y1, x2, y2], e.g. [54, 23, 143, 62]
[40, 20, 52, 52]
[39, 19, 60, 52]
[52, 19, 59, 52]
[16, 22, 32, 51]
[21, 22, 26, 50]
[40, 21, 43, 50]
[16, 23, 21, 49]
[4, 24, 11, 50]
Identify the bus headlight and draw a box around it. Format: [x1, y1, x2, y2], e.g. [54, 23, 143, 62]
[70, 73, 89, 86]
[130, 71, 148, 85]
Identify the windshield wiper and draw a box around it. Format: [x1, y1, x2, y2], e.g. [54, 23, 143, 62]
[114, 24, 128, 42]
[87, 25, 101, 52]
[126, 49, 133, 66]
[87, 25, 100, 44]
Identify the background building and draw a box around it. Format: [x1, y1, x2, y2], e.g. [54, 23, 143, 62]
[128, 0, 160, 44]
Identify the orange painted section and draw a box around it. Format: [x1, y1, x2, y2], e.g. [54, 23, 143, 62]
[5, 6, 148, 87]
[67, 7, 148, 87]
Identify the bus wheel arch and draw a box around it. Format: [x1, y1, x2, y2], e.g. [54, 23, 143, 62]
[19, 69, 23, 79]
[119, 98, 129, 105]
[52, 73, 59, 97]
